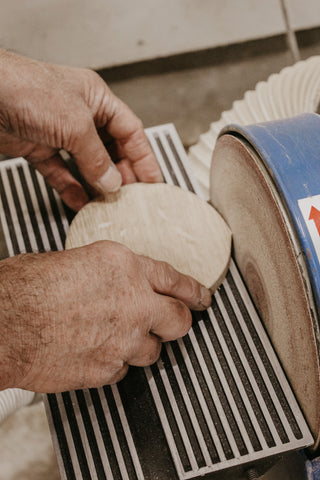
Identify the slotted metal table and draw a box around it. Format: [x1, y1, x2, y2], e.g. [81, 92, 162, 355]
[0, 124, 313, 480]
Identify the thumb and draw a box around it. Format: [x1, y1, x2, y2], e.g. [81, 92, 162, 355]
[70, 117, 122, 194]
[139, 255, 212, 310]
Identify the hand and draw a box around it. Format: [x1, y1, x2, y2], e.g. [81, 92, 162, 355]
[0, 241, 211, 393]
[0, 49, 163, 211]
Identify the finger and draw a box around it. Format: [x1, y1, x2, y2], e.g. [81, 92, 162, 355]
[129, 333, 162, 367]
[107, 362, 129, 385]
[150, 295, 193, 342]
[116, 158, 138, 184]
[97, 136, 138, 184]
[0, 131, 37, 158]
[139, 256, 212, 310]
[69, 117, 123, 194]
[0, 131, 58, 162]
[31, 154, 89, 211]
[92, 356, 129, 387]
[103, 93, 163, 183]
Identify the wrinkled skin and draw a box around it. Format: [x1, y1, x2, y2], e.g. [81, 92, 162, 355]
[0, 48, 163, 212]
[0, 50, 211, 393]
[0, 242, 211, 393]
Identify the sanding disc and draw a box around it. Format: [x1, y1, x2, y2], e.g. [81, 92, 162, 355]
[210, 134, 320, 449]
[66, 183, 232, 292]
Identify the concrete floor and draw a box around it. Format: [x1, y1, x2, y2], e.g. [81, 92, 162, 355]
[101, 30, 320, 148]
[1, 31, 320, 480]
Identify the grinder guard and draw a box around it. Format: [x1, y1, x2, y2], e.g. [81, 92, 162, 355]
[210, 113, 320, 452]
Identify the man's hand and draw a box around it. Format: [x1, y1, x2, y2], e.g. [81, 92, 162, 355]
[0, 242, 211, 393]
[0, 49, 163, 211]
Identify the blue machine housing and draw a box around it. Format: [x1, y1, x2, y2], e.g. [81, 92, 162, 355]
[220, 113, 320, 324]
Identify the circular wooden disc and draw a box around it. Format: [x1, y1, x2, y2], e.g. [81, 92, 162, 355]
[66, 183, 232, 291]
[210, 134, 320, 449]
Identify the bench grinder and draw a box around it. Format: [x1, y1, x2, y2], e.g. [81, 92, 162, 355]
[210, 112, 320, 454]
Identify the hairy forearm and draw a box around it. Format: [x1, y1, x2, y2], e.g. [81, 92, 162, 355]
[0, 307, 17, 390]
[0, 257, 29, 390]
[0, 253, 49, 390]
[0, 315, 24, 390]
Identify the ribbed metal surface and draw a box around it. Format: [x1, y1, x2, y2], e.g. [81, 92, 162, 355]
[0, 124, 314, 479]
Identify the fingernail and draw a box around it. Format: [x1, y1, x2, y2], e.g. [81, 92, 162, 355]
[95, 166, 122, 193]
[200, 286, 212, 309]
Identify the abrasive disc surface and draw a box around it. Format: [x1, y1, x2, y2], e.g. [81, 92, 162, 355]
[210, 134, 320, 449]
[66, 183, 232, 291]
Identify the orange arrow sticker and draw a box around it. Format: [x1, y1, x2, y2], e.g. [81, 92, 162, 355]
[309, 206, 320, 236]
[298, 195, 320, 264]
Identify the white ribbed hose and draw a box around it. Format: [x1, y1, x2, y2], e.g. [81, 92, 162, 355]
[0, 389, 40, 423]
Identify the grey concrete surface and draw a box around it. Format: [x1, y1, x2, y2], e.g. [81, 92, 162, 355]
[102, 30, 320, 148]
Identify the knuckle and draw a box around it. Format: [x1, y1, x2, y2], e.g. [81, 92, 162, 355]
[132, 117, 144, 132]
[112, 243, 135, 268]
[77, 114, 92, 136]
[94, 155, 111, 172]
[172, 300, 192, 337]
[67, 113, 92, 147]
[188, 281, 201, 302]
[74, 366, 104, 390]
[90, 239, 131, 258]
[89, 239, 109, 258]
[128, 336, 162, 367]
[162, 262, 180, 290]
[121, 246, 139, 269]
[107, 363, 129, 385]
[147, 340, 162, 365]
[85, 68, 101, 83]
[78, 67, 105, 90]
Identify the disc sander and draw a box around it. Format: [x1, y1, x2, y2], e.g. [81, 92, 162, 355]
[210, 133, 320, 450]
[66, 183, 232, 292]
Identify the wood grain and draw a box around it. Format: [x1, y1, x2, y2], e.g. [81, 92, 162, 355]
[66, 183, 232, 292]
